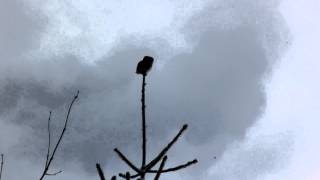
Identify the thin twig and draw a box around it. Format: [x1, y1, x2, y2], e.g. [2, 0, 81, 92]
[96, 163, 106, 180]
[45, 111, 52, 167]
[0, 154, 4, 180]
[118, 173, 130, 179]
[154, 156, 167, 180]
[114, 148, 141, 175]
[148, 159, 197, 173]
[144, 124, 188, 171]
[46, 171, 62, 176]
[120, 159, 197, 179]
[39, 90, 79, 180]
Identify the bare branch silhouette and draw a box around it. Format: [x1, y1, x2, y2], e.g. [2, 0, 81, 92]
[148, 159, 198, 173]
[96, 163, 106, 180]
[123, 157, 198, 179]
[141, 74, 147, 169]
[144, 124, 188, 171]
[114, 148, 141, 175]
[154, 156, 167, 180]
[0, 154, 4, 180]
[45, 171, 62, 176]
[45, 111, 52, 167]
[39, 90, 79, 180]
[125, 172, 131, 180]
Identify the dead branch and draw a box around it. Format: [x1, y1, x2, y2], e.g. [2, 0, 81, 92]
[39, 90, 79, 180]
[96, 163, 106, 180]
[148, 159, 197, 173]
[154, 156, 167, 180]
[141, 74, 147, 169]
[45, 111, 52, 168]
[144, 124, 188, 171]
[45, 171, 62, 176]
[0, 154, 4, 180]
[114, 148, 141, 175]
[125, 172, 131, 180]
[124, 158, 198, 179]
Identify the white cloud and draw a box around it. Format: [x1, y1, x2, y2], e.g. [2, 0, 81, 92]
[206, 0, 320, 179]
[28, 0, 208, 63]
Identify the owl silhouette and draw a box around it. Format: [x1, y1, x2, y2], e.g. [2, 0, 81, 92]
[136, 56, 154, 75]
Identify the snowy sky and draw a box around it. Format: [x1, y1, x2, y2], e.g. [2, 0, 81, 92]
[0, 0, 319, 179]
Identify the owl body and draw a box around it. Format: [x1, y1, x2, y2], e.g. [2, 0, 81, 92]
[136, 56, 154, 75]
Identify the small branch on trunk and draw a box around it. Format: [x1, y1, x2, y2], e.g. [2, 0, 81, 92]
[119, 150, 197, 179]
[45, 171, 62, 176]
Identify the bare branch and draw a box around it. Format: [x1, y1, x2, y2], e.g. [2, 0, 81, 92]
[96, 163, 106, 180]
[141, 75, 147, 169]
[0, 154, 4, 180]
[154, 156, 167, 180]
[125, 172, 131, 180]
[46, 170, 62, 176]
[121, 158, 197, 179]
[144, 124, 188, 171]
[118, 173, 130, 179]
[149, 159, 197, 173]
[45, 111, 52, 167]
[39, 90, 79, 180]
[114, 148, 141, 175]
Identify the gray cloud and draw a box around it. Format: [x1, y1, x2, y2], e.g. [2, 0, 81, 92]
[0, 0, 290, 179]
[0, 0, 46, 60]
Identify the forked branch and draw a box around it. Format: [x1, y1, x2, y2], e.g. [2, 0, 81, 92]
[39, 90, 79, 180]
[144, 124, 188, 171]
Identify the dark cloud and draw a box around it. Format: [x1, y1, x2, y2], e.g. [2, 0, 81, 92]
[0, 0, 290, 178]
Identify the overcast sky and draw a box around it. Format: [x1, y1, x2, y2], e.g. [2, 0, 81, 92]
[0, 0, 319, 179]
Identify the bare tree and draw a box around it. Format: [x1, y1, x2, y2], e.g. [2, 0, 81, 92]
[39, 90, 79, 180]
[97, 56, 198, 179]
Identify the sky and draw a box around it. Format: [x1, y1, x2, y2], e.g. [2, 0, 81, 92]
[0, 0, 319, 180]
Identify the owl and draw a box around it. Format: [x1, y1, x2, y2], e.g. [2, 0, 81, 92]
[136, 56, 154, 75]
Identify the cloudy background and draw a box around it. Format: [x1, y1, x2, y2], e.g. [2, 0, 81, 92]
[0, 0, 319, 179]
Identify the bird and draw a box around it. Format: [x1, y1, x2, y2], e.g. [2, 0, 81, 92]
[136, 56, 154, 76]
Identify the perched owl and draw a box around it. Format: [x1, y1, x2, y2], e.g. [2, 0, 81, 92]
[136, 56, 154, 76]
